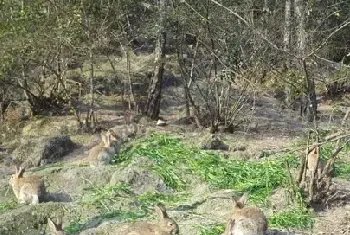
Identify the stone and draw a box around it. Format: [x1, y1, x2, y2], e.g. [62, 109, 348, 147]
[109, 157, 170, 194]
[11, 135, 77, 168]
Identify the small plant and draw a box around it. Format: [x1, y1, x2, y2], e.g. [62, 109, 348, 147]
[136, 192, 188, 213]
[199, 224, 225, 235]
[0, 201, 17, 213]
[269, 206, 314, 229]
[334, 162, 350, 178]
[80, 183, 132, 210]
[65, 218, 86, 235]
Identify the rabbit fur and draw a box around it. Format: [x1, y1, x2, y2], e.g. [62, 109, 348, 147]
[9, 166, 45, 205]
[48, 217, 66, 235]
[89, 129, 120, 167]
[118, 204, 179, 235]
[222, 193, 268, 235]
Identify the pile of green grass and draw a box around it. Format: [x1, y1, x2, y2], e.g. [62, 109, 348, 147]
[70, 134, 313, 234]
[119, 134, 289, 203]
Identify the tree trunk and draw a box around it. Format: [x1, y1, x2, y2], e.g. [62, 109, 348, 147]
[283, 0, 291, 53]
[145, 0, 166, 120]
[295, 0, 317, 122]
[295, 0, 306, 56]
[283, 0, 292, 105]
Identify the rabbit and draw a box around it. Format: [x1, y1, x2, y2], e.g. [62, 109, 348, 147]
[88, 129, 120, 167]
[9, 166, 45, 205]
[222, 193, 268, 235]
[118, 204, 179, 235]
[47, 217, 66, 235]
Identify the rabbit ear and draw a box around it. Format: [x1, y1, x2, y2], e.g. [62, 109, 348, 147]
[232, 192, 249, 209]
[238, 192, 249, 205]
[101, 131, 109, 144]
[155, 203, 169, 219]
[225, 218, 236, 232]
[108, 129, 118, 141]
[48, 218, 60, 232]
[16, 167, 25, 178]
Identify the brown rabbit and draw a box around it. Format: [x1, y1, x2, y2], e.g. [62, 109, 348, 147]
[118, 204, 179, 235]
[88, 129, 120, 167]
[48, 217, 66, 235]
[222, 193, 268, 235]
[9, 166, 45, 205]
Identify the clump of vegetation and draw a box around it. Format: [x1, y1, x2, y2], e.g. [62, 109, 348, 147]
[0, 201, 17, 213]
[334, 162, 350, 178]
[73, 183, 187, 234]
[80, 183, 132, 210]
[269, 206, 314, 229]
[119, 134, 288, 203]
[114, 134, 313, 230]
[72, 134, 314, 233]
[199, 224, 225, 235]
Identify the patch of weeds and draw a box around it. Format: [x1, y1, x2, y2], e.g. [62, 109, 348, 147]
[334, 161, 350, 178]
[79, 184, 186, 224]
[284, 153, 300, 168]
[151, 164, 186, 191]
[113, 145, 134, 165]
[269, 206, 314, 229]
[65, 219, 85, 235]
[102, 209, 147, 221]
[199, 224, 225, 235]
[0, 201, 17, 213]
[136, 192, 188, 211]
[80, 183, 132, 210]
[321, 141, 350, 159]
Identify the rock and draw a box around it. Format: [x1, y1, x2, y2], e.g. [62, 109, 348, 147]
[4, 101, 32, 122]
[109, 157, 170, 194]
[40, 166, 117, 200]
[11, 135, 77, 168]
[0, 202, 65, 234]
[79, 221, 124, 235]
[22, 119, 80, 137]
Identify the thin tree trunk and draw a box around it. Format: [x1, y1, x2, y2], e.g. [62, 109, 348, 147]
[145, 0, 166, 120]
[303, 59, 318, 122]
[87, 49, 95, 130]
[295, 0, 317, 122]
[295, 0, 306, 57]
[283, 0, 291, 54]
[283, 0, 292, 105]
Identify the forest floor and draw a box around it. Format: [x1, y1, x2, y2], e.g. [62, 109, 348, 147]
[0, 56, 350, 235]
